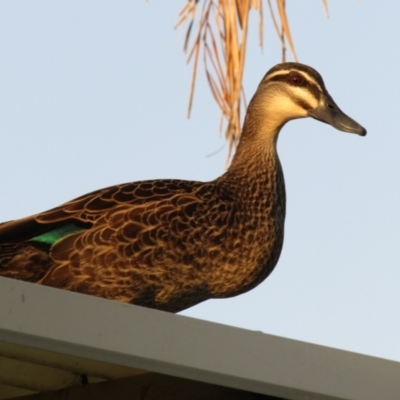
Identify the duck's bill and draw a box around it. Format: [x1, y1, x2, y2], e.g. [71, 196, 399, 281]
[308, 93, 367, 136]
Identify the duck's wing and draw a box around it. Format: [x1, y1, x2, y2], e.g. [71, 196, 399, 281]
[0, 179, 204, 246]
[0, 179, 211, 293]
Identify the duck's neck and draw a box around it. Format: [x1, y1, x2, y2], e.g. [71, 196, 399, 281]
[219, 100, 285, 194]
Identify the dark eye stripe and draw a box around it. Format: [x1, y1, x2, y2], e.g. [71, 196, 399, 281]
[266, 62, 326, 89]
[266, 73, 321, 102]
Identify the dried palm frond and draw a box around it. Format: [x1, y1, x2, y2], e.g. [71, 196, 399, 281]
[176, 0, 329, 162]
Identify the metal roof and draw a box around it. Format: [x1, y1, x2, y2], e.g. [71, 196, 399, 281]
[0, 276, 399, 400]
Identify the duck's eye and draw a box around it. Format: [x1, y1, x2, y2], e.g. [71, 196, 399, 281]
[288, 73, 303, 86]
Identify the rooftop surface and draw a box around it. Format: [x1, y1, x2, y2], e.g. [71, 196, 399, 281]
[0, 276, 399, 400]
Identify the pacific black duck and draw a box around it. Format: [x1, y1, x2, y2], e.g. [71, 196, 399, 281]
[0, 63, 366, 312]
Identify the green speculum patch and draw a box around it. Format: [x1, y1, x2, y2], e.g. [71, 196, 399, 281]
[30, 224, 83, 245]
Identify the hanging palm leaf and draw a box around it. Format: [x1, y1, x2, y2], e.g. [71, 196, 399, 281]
[176, 0, 329, 161]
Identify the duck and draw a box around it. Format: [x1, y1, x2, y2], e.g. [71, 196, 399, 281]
[0, 63, 366, 313]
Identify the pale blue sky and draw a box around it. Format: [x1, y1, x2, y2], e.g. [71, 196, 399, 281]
[1, 1, 399, 362]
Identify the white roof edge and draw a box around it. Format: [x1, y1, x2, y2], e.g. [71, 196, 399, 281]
[0, 276, 399, 400]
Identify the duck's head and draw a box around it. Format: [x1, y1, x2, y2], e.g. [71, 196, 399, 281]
[251, 62, 366, 136]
